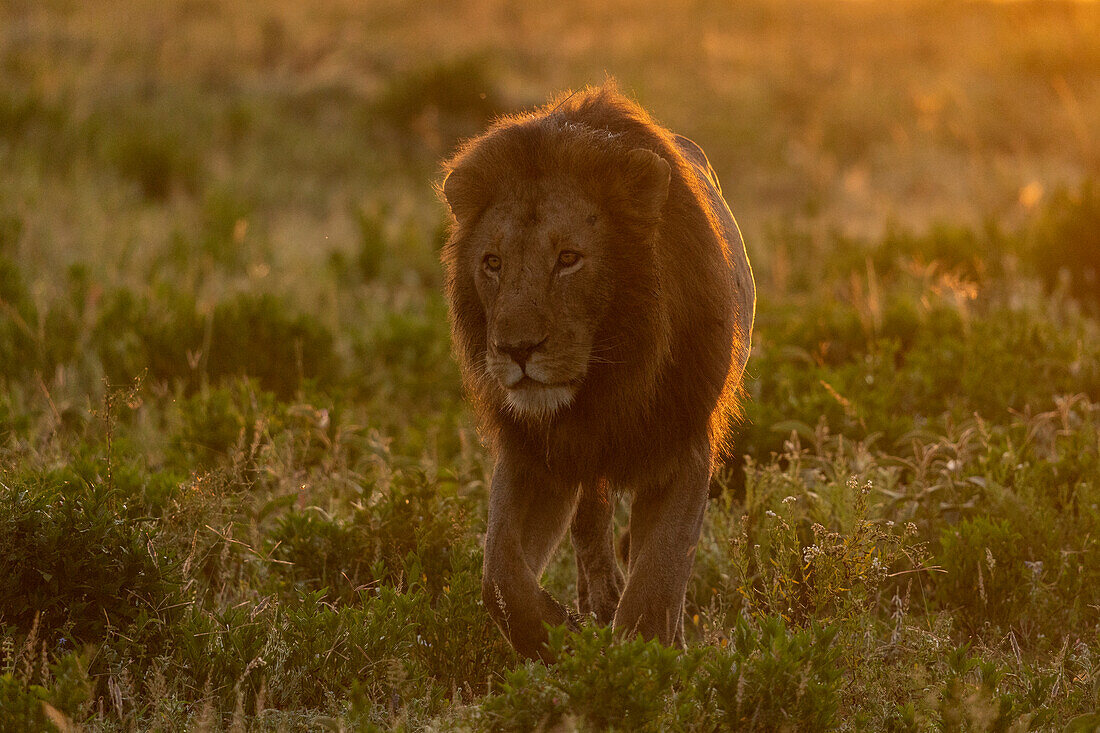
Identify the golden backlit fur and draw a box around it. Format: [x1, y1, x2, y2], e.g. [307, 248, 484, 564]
[440, 83, 755, 658]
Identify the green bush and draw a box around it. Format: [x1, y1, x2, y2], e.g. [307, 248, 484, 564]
[719, 464, 923, 625]
[483, 627, 684, 731]
[702, 617, 840, 730]
[268, 512, 372, 599]
[170, 549, 510, 715]
[373, 55, 506, 150]
[268, 468, 470, 600]
[97, 113, 203, 200]
[1030, 180, 1100, 308]
[0, 675, 54, 733]
[481, 617, 840, 732]
[354, 204, 388, 282]
[935, 517, 1030, 631]
[355, 299, 461, 411]
[91, 287, 338, 398]
[170, 380, 280, 465]
[196, 187, 257, 271]
[930, 647, 1055, 731]
[0, 474, 177, 642]
[739, 295, 1100, 462]
[208, 293, 337, 399]
[0, 642, 93, 730]
[91, 285, 201, 386]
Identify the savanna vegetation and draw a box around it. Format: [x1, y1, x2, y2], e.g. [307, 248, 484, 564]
[2, 0, 1100, 729]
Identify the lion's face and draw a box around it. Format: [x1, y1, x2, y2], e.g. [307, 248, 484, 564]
[442, 123, 672, 423]
[465, 180, 611, 418]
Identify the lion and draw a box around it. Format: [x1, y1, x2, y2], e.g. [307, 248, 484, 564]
[439, 83, 755, 659]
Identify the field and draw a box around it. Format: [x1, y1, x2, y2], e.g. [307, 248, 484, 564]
[2, 0, 1100, 729]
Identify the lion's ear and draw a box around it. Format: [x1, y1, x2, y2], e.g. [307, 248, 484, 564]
[623, 148, 671, 219]
[442, 166, 488, 226]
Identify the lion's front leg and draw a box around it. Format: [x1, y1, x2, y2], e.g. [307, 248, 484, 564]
[571, 481, 624, 624]
[482, 454, 580, 660]
[613, 445, 710, 647]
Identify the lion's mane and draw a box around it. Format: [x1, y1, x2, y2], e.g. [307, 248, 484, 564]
[441, 84, 753, 490]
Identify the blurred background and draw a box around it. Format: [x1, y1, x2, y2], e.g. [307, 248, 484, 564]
[3, 0, 1098, 292]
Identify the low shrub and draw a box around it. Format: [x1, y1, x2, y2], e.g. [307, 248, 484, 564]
[723, 467, 923, 625]
[170, 380, 281, 465]
[1030, 180, 1100, 308]
[208, 293, 337, 399]
[354, 298, 461, 412]
[0, 674, 55, 732]
[373, 55, 506, 151]
[480, 617, 840, 732]
[95, 111, 203, 200]
[92, 285, 201, 387]
[0, 473, 177, 642]
[268, 468, 471, 600]
[91, 287, 338, 398]
[935, 517, 1030, 632]
[196, 187, 258, 271]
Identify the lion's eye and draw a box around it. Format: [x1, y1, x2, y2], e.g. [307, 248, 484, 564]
[483, 254, 501, 273]
[557, 251, 581, 269]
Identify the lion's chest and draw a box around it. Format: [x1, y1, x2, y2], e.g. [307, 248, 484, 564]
[533, 400, 700, 490]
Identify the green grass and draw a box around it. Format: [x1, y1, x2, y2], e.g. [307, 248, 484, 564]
[2, 0, 1100, 729]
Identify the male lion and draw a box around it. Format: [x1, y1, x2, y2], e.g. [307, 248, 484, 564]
[439, 84, 755, 659]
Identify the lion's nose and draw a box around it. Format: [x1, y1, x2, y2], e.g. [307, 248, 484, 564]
[496, 336, 548, 370]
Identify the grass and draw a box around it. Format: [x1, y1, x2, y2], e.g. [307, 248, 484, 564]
[2, 0, 1100, 729]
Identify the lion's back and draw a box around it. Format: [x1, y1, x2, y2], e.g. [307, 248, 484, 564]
[672, 133, 755, 384]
